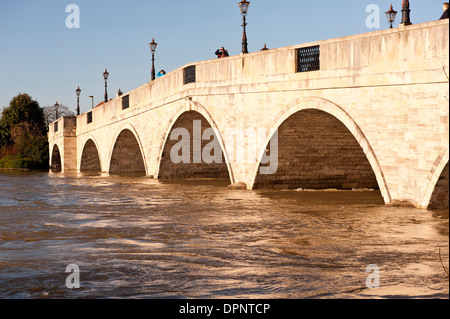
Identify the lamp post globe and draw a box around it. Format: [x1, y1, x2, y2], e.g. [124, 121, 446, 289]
[238, 0, 250, 15]
[385, 4, 398, 28]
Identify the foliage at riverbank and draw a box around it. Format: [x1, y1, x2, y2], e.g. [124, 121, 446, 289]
[0, 94, 49, 169]
[0, 155, 33, 169]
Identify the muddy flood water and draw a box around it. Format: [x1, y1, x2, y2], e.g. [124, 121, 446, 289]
[0, 171, 448, 299]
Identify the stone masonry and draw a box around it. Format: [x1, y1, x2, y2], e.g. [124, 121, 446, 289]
[48, 20, 449, 209]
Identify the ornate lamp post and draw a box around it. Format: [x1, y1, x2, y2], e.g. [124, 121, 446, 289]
[54, 101, 60, 120]
[89, 95, 94, 109]
[149, 38, 158, 81]
[385, 5, 397, 28]
[75, 86, 81, 116]
[238, 0, 250, 54]
[103, 68, 109, 103]
[400, 0, 412, 26]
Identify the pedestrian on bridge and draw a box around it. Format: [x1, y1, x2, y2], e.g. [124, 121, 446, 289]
[215, 47, 229, 58]
[440, 2, 449, 19]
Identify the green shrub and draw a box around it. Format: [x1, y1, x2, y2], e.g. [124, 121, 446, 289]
[0, 93, 48, 168]
[0, 155, 31, 169]
[0, 154, 48, 170]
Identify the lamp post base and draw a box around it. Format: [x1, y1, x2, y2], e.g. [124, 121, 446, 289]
[399, 22, 412, 27]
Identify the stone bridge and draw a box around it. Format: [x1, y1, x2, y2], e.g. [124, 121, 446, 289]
[48, 20, 449, 210]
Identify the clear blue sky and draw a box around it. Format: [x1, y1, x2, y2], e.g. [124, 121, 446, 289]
[0, 0, 446, 115]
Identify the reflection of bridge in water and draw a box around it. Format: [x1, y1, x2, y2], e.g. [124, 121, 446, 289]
[48, 20, 449, 210]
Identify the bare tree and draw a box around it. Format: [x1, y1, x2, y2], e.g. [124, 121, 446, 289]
[43, 103, 75, 127]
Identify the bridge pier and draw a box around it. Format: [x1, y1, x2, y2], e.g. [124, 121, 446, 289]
[48, 117, 77, 173]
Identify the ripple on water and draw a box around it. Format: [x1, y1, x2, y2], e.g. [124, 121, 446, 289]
[0, 172, 448, 299]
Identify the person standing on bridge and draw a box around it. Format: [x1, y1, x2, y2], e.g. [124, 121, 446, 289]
[440, 2, 449, 19]
[215, 47, 229, 58]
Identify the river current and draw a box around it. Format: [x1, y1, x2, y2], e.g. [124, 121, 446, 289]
[0, 171, 448, 299]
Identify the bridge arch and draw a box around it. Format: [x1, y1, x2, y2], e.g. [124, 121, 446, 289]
[250, 96, 391, 204]
[109, 125, 147, 175]
[420, 148, 449, 210]
[80, 138, 102, 172]
[156, 102, 233, 182]
[50, 144, 62, 173]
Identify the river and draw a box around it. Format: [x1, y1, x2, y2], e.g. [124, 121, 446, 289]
[0, 171, 448, 299]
